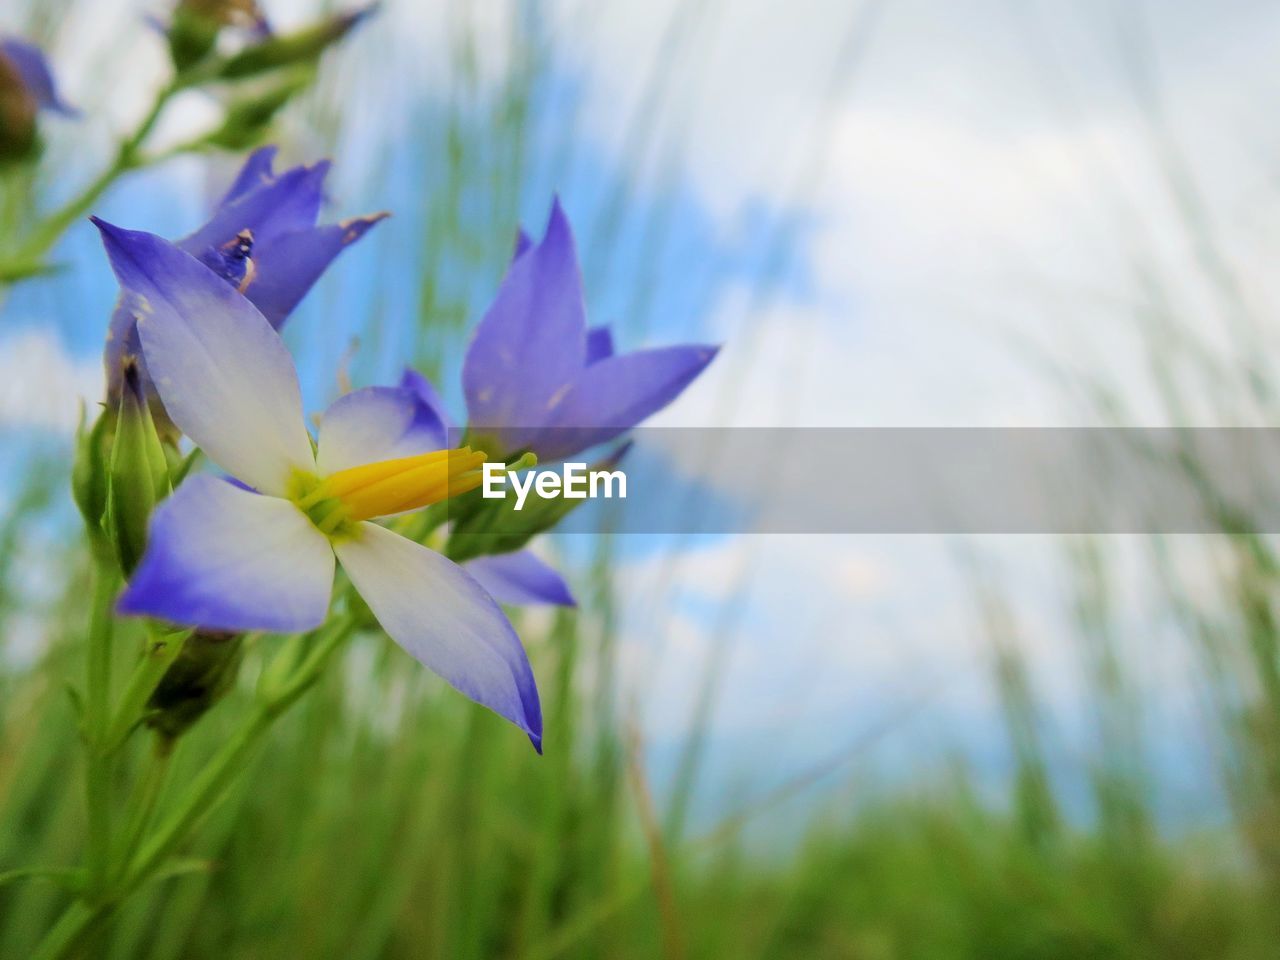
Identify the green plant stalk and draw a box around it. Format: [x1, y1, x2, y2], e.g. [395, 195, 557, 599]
[29, 615, 357, 960]
[124, 615, 356, 888]
[1, 54, 224, 280]
[111, 738, 174, 887]
[83, 562, 119, 899]
[4, 91, 169, 276]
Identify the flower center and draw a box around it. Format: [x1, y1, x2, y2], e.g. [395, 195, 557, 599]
[199, 229, 257, 293]
[291, 446, 489, 538]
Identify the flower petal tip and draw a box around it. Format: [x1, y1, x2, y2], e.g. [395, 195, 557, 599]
[338, 211, 389, 244]
[543, 196, 573, 247]
[512, 228, 533, 260]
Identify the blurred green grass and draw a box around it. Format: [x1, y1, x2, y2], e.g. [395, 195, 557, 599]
[4, 1, 1280, 957]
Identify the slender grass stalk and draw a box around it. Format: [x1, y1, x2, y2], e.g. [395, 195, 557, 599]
[83, 561, 119, 898]
[110, 737, 173, 886]
[28, 901, 109, 960]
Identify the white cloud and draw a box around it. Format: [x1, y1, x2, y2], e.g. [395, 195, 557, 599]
[0, 328, 103, 433]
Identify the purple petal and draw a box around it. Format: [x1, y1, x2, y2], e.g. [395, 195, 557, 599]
[94, 219, 315, 496]
[335, 522, 543, 751]
[535, 344, 719, 461]
[218, 145, 279, 208]
[118, 476, 335, 633]
[399, 368, 454, 435]
[586, 325, 614, 365]
[464, 550, 576, 607]
[316, 385, 448, 476]
[238, 214, 387, 328]
[0, 38, 75, 115]
[463, 199, 587, 453]
[178, 162, 330, 257]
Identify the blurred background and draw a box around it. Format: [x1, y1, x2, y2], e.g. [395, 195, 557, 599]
[4, 0, 1280, 956]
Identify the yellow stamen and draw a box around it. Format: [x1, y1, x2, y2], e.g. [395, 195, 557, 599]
[317, 447, 488, 522]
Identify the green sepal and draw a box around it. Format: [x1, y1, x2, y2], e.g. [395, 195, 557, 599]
[146, 630, 245, 739]
[72, 403, 113, 556]
[168, 446, 203, 487]
[106, 365, 172, 577]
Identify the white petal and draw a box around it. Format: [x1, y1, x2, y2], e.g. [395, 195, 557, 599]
[118, 476, 335, 632]
[334, 522, 542, 745]
[316, 386, 448, 476]
[95, 221, 315, 495]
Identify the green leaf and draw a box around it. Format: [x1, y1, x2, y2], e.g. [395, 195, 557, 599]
[0, 866, 87, 893]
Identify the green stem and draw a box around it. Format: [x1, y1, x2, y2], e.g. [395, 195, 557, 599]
[121, 703, 272, 895]
[111, 737, 173, 885]
[33, 616, 356, 960]
[83, 563, 119, 896]
[122, 615, 356, 893]
[2, 78, 181, 276]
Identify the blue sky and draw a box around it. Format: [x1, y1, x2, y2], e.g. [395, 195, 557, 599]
[3, 0, 1279, 828]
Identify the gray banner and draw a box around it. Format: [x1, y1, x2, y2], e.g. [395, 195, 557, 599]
[449, 428, 1280, 534]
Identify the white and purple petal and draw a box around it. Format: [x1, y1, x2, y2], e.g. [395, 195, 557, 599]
[335, 523, 542, 750]
[118, 476, 335, 633]
[464, 550, 576, 608]
[463, 199, 587, 452]
[94, 220, 315, 495]
[399, 368, 454, 436]
[316, 385, 448, 475]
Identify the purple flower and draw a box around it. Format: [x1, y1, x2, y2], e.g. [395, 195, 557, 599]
[95, 220, 541, 750]
[0, 38, 76, 116]
[0, 38, 75, 159]
[105, 146, 386, 425]
[462, 199, 718, 462]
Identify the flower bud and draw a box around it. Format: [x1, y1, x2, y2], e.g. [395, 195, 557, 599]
[0, 38, 76, 163]
[107, 360, 172, 577]
[72, 404, 113, 555]
[168, 0, 269, 70]
[146, 630, 245, 739]
[216, 5, 374, 80]
[0, 47, 38, 162]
